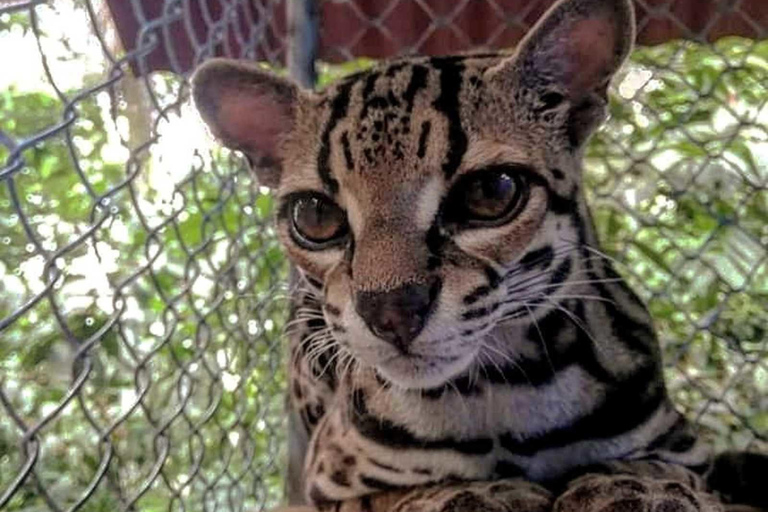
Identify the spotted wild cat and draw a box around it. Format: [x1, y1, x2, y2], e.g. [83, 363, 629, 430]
[191, 0, 767, 511]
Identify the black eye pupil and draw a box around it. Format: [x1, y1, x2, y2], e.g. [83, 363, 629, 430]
[462, 171, 519, 220]
[472, 174, 512, 201]
[304, 198, 324, 226]
[442, 166, 531, 227]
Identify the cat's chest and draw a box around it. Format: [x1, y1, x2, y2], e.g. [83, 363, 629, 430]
[360, 363, 606, 440]
[301, 365, 612, 503]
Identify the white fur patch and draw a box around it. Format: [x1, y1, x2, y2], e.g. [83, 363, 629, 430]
[371, 364, 605, 440]
[415, 174, 444, 230]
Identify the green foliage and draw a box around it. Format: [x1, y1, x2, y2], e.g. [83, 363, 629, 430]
[316, 58, 378, 89]
[1, 13, 288, 510]
[587, 38, 768, 451]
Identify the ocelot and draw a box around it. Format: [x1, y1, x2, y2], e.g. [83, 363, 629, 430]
[192, 0, 767, 511]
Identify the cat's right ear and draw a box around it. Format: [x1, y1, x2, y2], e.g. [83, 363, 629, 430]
[192, 58, 300, 188]
[488, 0, 634, 148]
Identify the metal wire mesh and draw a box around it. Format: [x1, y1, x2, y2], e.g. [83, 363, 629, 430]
[1, 1, 289, 510]
[0, 0, 766, 511]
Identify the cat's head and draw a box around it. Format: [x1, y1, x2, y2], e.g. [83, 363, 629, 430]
[193, 0, 635, 389]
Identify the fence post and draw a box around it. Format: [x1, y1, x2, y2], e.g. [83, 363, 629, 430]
[287, 0, 318, 89]
[284, 2, 319, 504]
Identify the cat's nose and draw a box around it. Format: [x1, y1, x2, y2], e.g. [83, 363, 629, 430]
[355, 278, 440, 351]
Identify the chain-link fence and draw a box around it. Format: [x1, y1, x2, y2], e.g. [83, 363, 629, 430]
[1, 0, 766, 511]
[0, 1, 290, 510]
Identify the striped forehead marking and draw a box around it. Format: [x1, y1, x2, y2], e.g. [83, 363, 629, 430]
[315, 58, 472, 185]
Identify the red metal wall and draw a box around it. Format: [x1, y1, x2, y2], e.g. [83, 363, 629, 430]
[107, 0, 768, 75]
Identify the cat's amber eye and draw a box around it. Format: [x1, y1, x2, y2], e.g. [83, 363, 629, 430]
[447, 167, 529, 226]
[289, 194, 348, 249]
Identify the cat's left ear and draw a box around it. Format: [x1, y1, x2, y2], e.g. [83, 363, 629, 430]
[489, 0, 635, 147]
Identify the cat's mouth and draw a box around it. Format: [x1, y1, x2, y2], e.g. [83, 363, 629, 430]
[372, 347, 478, 390]
[336, 291, 494, 389]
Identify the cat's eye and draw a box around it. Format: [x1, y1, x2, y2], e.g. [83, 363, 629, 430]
[289, 194, 348, 249]
[446, 167, 529, 226]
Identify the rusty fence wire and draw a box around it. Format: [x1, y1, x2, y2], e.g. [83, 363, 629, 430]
[0, 0, 767, 511]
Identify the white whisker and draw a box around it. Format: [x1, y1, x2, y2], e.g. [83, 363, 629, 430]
[479, 339, 531, 385]
[542, 296, 609, 358]
[539, 293, 618, 306]
[524, 303, 557, 381]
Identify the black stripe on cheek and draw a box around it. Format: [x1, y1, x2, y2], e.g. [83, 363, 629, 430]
[306, 275, 324, 289]
[417, 121, 431, 159]
[519, 245, 555, 271]
[463, 263, 502, 305]
[484, 265, 501, 288]
[341, 131, 354, 171]
[307, 317, 326, 330]
[367, 457, 404, 473]
[431, 58, 467, 178]
[318, 80, 355, 195]
[463, 285, 491, 305]
[461, 302, 500, 321]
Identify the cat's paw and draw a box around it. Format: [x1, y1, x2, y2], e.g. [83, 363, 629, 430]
[391, 480, 553, 512]
[554, 474, 724, 512]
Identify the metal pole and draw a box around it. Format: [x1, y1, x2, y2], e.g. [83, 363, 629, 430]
[287, 0, 318, 89]
[284, 1, 319, 505]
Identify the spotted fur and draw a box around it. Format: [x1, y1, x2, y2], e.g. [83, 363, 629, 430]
[192, 0, 767, 511]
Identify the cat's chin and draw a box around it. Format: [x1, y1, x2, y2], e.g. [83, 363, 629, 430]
[373, 350, 477, 390]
